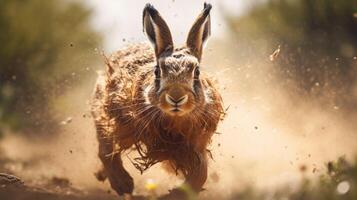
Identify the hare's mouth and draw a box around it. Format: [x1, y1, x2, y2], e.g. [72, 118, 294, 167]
[171, 108, 181, 112]
[160, 106, 190, 117]
[167, 107, 185, 116]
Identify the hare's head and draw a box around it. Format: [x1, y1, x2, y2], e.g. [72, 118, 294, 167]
[142, 3, 213, 117]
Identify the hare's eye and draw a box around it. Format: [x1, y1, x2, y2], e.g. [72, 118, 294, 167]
[154, 67, 161, 78]
[194, 67, 200, 78]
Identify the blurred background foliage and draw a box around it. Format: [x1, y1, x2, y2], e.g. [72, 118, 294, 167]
[228, 157, 357, 200]
[0, 0, 101, 136]
[225, 0, 357, 110]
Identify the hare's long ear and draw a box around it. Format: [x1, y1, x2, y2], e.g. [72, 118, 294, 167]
[186, 3, 212, 61]
[143, 4, 173, 58]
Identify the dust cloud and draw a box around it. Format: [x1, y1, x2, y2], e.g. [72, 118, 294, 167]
[1, 39, 356, 198]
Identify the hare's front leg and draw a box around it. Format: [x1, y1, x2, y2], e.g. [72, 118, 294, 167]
[97, 136, 134, 196]
[159, 151, 207, 200]
[184, 151, 208, 192]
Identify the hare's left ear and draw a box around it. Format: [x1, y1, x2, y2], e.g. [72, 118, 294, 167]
[143, 4, 174, 59]
[186, 3, 212, 61]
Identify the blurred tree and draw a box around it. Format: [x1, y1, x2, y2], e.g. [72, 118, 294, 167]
[0, 0, 102, 136]
[226, 0, 357, 110]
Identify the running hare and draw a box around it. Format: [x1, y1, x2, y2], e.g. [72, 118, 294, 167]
[91, 3, 224, 198]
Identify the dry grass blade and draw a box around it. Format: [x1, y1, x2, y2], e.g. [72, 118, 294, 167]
[269, 45, 281, 61]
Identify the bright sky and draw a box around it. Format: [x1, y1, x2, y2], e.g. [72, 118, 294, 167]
[84, 0, 255, 52]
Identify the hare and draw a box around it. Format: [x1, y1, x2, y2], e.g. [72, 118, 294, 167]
[91, 3, 224, 198]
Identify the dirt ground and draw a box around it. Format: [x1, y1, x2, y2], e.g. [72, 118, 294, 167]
[0, 172, 121, 200]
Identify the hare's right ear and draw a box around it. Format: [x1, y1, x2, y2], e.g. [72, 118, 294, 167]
[143, 4, 173, 58]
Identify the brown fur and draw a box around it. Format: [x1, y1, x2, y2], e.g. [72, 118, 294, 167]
[91, 3, 224, 198]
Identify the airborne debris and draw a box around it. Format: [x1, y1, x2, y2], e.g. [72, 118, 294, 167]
[299, 164, 307, 173]
[210, 172, 220, 183]
[60, 117, 73, 125]
[312, 168, 317, 173]
[270, 45, 281, 61]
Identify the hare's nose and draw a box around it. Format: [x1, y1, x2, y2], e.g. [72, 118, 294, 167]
[165, 94, 188, 106]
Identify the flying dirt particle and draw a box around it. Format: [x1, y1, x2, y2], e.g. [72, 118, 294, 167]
[217, 143, 221, 147]
[312, 168, 317, 173]
[11, 75, 16, 80]
[122, 38, 126, 42]
[69, 43, 74, 47]
[254, 126, 258, 130]
[269, 45, 281, 61]
[327, 161, 334, 174]
[354, 13, 357, 18]
[308, 154, 311, 158]
[333, 106, 339, 110]
[353, 56, 357, 60]
[335, 57, 339, 61]
[223, 105, 230, 116]
[82, 113, 89, 118]
[60, 117, 73, 125]
[299, 164, 307, 173]
[210, 172, 220, 183]
[231, 155, 234, 158]
[69, 150, 73, 154]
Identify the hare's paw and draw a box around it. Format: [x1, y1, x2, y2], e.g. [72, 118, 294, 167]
[107, 170, 134, 196]
[158, 188, 190, 200]
[94, 167, 107, 182]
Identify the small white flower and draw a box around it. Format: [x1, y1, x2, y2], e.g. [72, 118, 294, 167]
[337, 181, 350, 194]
